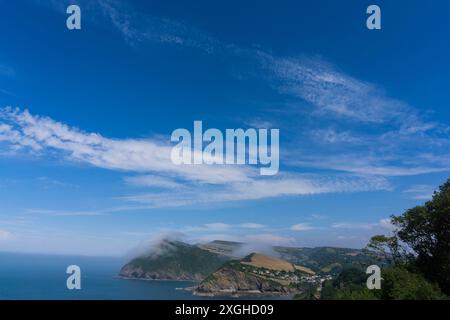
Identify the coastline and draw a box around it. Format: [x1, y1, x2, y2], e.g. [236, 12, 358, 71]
[116, 275, 200, 283]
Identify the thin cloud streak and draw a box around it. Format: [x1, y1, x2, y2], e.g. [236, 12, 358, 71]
[293, 154, 450, 177]
[0, 107, 252, 185]
[331, 219, 394, 231]
[120, 174, 390, 208]
[403, 184, 436, 200]
[290, 223, 314, 231]
[0, 108, 391, 208]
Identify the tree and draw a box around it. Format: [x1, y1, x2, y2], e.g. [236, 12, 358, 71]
[366, 234, 408, 265]
[380, 267, 444, 300]
[322, 178, 450, 299]
[321, 266, 444, 300]
[392, 179, 450, 294]
[320, 267, 378, 300]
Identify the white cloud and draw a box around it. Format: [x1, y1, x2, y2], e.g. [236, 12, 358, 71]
[294, 154, 450, 177]
[203, 223, 231, 230]
[238, 223, 265, 229]
[0, 107, 391, 208]
[35, 0, 450, 185]
[332, 219, 394, 231]
[39, 0, 221, 52]
[194, 222, 265, 231]
[245, 233, 295, 246]
[124, 175, 185, 189]
[195, 233, 242, 244]
[331, 222, 374, 230]
[121, 174, 390, 208]
[309, 214, 327, 220]
[290, 223, 314, 231]
[25, 208, 106, 217]
[311, 128, 361, 144]
[256, 54, 450, 179]
[258, 53, 426, 127]
[0, 229, 13, 241]
[0, 107, 252, 185]
[0, 123, 42, 150]
[244, 118, 276, 129]
[377, 218, 395, 231]
[336, 235, 359, 240]
[403, 184, 435, 200]
[184, 222, 265, 233]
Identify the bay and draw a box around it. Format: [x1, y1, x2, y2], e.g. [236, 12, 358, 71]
[0, 252, 202, 300]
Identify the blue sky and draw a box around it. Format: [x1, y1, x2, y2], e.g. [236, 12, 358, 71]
[0, 0, 450, 256]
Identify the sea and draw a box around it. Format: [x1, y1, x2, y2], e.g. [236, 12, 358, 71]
[0, 252, 205, 300]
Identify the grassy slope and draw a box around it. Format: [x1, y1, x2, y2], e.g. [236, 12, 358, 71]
[122, 240, 228, 279]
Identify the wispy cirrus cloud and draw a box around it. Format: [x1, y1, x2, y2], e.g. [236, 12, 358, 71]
[290, 223, 314, 231]
[36, 1, 450, 140]
[124, 174, 186, 190]
[293, 154, 450, 177]
[37, 0, 449, 139]
[238, 223, 265, 229]
[25, 208, 106, 217]
[258, 53, 426, 127]
[331, 222, 376, 230]
[245, 233, 296, 246]
[203, 223, 231, 230]
[191, 232, 295, 247]
[254, 53, 450, 178]
[403, 184, 436, 200]
[332, 218, 394, 231]
[0, 107, 252, 185]
[0, 229, 13, 241]
[182, 222, 265, 233]
[120, 174, 390, 208]
[311, 128, 362, 144]
[0, 107, 390, 208]
[7, 1, 450, 210]
[37, 0, 222, 52]
[205, 222, 265, 230]
[97, 0, 221, 51]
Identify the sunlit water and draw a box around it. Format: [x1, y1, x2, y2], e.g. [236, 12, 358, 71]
[0, 252, 201, 300]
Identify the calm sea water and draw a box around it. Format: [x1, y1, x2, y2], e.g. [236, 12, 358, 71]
[0, 252, 203, 300]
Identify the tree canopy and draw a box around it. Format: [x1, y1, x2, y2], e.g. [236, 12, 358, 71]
[392, 179, 450, 295]
[328, 178, 450, 299]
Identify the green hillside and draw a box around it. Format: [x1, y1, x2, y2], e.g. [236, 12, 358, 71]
[275, 246, 386, 275]
[119, 240, 228, 281]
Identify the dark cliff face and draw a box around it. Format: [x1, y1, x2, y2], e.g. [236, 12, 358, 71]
[194, 261, 292, 297]
[119, 264, 207, 281]
[119, 240, 229, 281]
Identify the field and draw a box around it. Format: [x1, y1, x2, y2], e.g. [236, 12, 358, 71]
[241, 253, 295, 272]
[294, 265, 316, 275]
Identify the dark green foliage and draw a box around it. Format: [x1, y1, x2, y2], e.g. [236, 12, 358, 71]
[320, 266, 444, 300]
[293, 284, 318, 300]
[125, 240, 228, 279]
[320, 280, 337, 299]
[320, 267, 377, 300]
[275, 246, 385, 275]
[333, 267, 367, 289]
[366, 235, 409, 265]
[392, 179, 450, 295]
[380, 267, 444, 300]
[326, 179, 450, 300]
